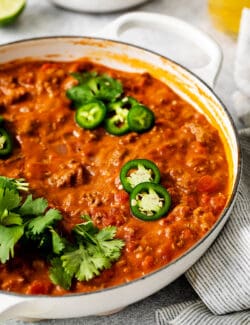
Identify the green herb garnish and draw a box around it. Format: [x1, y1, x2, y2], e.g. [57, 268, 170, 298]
[0, 176, 124, 290]
[67, 71, 155, 135]
[49, 217, 124, 289]
[67, 72, 123, 105]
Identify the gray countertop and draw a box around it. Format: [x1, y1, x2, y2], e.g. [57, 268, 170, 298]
[0, 1, 240, 324]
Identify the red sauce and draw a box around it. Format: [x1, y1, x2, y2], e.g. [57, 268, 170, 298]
[0, 60, 229, 295]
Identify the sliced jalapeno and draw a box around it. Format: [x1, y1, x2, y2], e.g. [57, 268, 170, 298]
[120, 159, 161, 193]
[105, 97, 137, 136]
[128, 105, 155, 133]
[75, 100, 107, 130]
[130, 182, 171, 221]
[0, 128, 13, 157]
[87, 74, 123, 102]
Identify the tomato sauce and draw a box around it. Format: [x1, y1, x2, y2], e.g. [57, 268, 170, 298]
[0, 60, 229, 295]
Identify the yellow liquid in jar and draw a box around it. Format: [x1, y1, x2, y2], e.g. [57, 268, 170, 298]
[208, 0, 250, 35]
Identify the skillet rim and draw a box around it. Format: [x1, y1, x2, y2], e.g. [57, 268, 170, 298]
[0, 35, 242, 299]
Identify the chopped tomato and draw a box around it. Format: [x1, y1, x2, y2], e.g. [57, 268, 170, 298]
[114, 191, 129, 205]
[40, 63, 60, 71]
[190, 141, 208, 154]
[26, 280, 52, 295]
[210, 193, 227, 214]
[142, 255, 154, 271]
[197, 175, 219, 193]
[200, 193, 210, 206]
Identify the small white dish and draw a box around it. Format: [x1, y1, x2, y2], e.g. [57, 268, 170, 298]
[49, 0, 149, 13]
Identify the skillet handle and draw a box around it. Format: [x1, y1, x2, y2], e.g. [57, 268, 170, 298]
[0, 295, 28, 320]
[0, 295, 48, 321]
[95, 12, 222, 88]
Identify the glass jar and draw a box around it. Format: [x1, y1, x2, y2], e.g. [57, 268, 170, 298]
[208, 0, 250, 35]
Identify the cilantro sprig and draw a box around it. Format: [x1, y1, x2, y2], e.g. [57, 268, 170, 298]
[0, 176, 124, 290]
[67, 72, 123, 105]
[0, 177, 62, 263]
[49, 217, 124, 289]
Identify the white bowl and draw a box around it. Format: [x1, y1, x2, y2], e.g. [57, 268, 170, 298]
[49, 0, 149, 13]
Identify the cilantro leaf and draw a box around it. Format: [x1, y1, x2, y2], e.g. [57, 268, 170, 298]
[71, 72, 97, 85]
[19, 194, 48, 216]
[0, 177, 29, 193]
[1, 212, 23, 226]
[91, 74, 123, 102]
[74, 223, 124, 261]
[0, 180, 24, 263]
[51, 221, 125, 288]
[66, 85, 95, 106]
[0, 225, 24, 263]
[49, 257, 72, 290]
[62, 245, 101, 282]
[86, 243, 111, 270]
[68, 72, 123, 106]
[73, 221, 98, 243]
[50, 228, 65, 254]
[0, 177, 17, 192]
[95, 227, 124, 261]
[26, 209, 62, 236]
[0, 188, 21, 215]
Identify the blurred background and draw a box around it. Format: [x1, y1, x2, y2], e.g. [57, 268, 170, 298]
[1, 0, 249, 124]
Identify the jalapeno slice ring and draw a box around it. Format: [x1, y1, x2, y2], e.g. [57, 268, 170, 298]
[105, 97, 137, 136]
[127, 104, 155, 133]
[130, 182, 171, 221]
[0, 128, 13, 157]
[104, 112, 130, 135]
[120, 159, 161, 193]
[87, 74, 123, 102]
[75, 100, 107, 130]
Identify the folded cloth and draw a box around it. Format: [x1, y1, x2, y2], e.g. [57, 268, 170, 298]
[155, 128, 250, 324]
[156, 301, 250, 325]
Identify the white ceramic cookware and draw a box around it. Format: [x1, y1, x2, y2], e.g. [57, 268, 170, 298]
[0, 12, 241, 321]
[49, 0, 149, 13]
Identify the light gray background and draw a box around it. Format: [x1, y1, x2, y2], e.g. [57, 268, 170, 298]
[0, 0, 240, 324]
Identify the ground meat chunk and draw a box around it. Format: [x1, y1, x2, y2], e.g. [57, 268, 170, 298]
[18, 71, 35, 87]
[36, 65, 66, 96]
[62, 75, 78, 91]
[0, 85, 30, 106]
[17, 118, 40, 135]
[91, 208, 127, 227]
[80, 191, 104, 207]
[0, 90, 5, 109]
[1, 275, 24, 291]
[0, 73, 34, 108]
[184, 122, 215, 144]
[47, 160, 88, 188]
